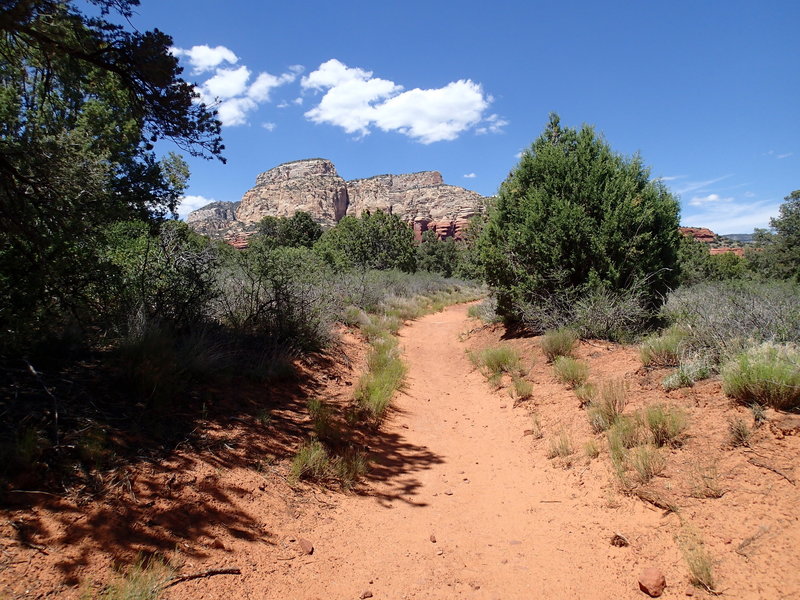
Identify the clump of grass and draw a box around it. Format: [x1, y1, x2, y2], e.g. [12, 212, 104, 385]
[529, 414, 543, 439]
[690, 463, 726, 499]
[470, 345, 526, 382]
[750, 402, 767, 427]
[628, 445, 665, 483]
[587, 379, 627, 432]
[256, 408, 273, 427]
[101, 554, 175, 600]
[467, 297, 501, 323]
[290, 440, 331, 481]
[640, 403, 688, 447]
[574, 382, 597, 407]
[722, 342, 800, 409]
[355, 336, 407, 426]
[512, 376, 533, 399]
[546, 431, 575, 460]
[639, 326, 687, 367]
[540, 327, 578, 362]
[307, 397, 336, 440]
[361, 314, 402, 342]
[607, 415, 641, 453]
[662, 358, 711, 391]
[332, 448, 369, 489]
[727, 416, 752, 447]
[584, 439, 600, 459]
[678, 528, 717, 593]
[553, 356, 589, 388]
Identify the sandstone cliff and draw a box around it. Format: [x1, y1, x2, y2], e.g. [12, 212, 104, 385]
[186, 159, 486, 241]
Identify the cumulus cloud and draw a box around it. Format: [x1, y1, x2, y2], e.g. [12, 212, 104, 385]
[177, 194, 217, 219]
[476, 113, 509, 135]
[689, 193, 734, 207]
[173, 44, 301, 127]
[301, 59, 502, 143]
[463, 172, 476, 178]
[171, 45, 238, 74]
[261, 122, 277, 131]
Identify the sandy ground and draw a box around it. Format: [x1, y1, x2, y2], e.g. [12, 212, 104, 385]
[2, 303, 798, 599]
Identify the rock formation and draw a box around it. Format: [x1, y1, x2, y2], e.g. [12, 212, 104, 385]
[186, 158, 486, 242]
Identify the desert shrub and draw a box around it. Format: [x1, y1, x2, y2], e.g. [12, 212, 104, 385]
[254, 211, 323, 249]
[361, 314, 402, 342]
[355, 336, 406, 426]
[678, 529, 717, 593]
[607, 415, 641, 451]
[417, 230, 460, 277]
[480, 113, 680, 326]
[512, 376, 533, 399]
[332, 448, 369, 489]
[640, 404, 688, 447]
[662, 358, 711, 391]
[101, 554, 175, 600]
[529, 414, 543, 439]
[308, 398, 336, 440]
[727, 417, 752, 447]
[553, 356, 589, 388]
[629, 445, 665, 483]
[640, 326, 688, 367]
[721, 342, 800, 409]
[584, 439, 600, 459]
[467, 296, 501, 323]
[471, 346, 526, 381]
[571, 284, 651, 342]
[574, 382, 598, 407]
[546, 431, 575, 459]
[662, 279, 800, 363]
[291, 440, 331, 481]
[587, 379, 627, 432]
[540, 327, 578, 361]
[0, 427, 44, 478]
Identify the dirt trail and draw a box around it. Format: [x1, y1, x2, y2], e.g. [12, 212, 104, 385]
[224, 303, 646, 599]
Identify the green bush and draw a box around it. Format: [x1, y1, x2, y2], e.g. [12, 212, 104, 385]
[355, 336, 407, 426]
[662, 358, 711, 391]
[479, 113, 680, 326]
[640, 403, 688, 447]
[291, 440, 331, 481]
[470, 346, 526, 382]
[553, 356, 589, 388]
[587, 379, 627, 432]
[540, 327, 578, 361]
[722, 343, 800, 409]
[574, 382, 598, 407]
[640, 326, 688, 367]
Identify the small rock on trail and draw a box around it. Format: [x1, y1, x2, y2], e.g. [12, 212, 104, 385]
[638, 566, 667, 597]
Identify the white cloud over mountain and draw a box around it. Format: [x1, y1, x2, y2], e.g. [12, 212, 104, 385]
[301, 59, 504, 143]
[171, 45, 300, 126]
[177, 194, 216, 219]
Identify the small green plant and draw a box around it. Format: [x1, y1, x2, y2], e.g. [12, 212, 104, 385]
[101, 554, 175, 600]
[291, 440, 331, 481]
[332, 448, 369, 489]
[474, 346, 526, 378]
[639, 326, 687, 367]
[727, 416, 752, 447]
[512, 376, 533, 399]
[690, 463, 726, 499]
[553, 356, 589, 388]
[722, 342, 800, 409]
[587, 379, 627, 432]
[629, 445, 665, 484]
[574, 382, 597, 407]
[529, 414, 543, 439]
[584, 439, 600, 459]
[607, 415, 641, 451]
[540, 327, 578, 362]
[467, 297, 501, 323]
[662, 357, 711, 391]
[355, 336, 407, 426]
[678, 528, 717, 593]
[640, 403, 688, 447]
[307, 397, 336, 440]
[256, 409, 273, 427]
[546, 431, 575, 460]
[361, 314, 402, 341]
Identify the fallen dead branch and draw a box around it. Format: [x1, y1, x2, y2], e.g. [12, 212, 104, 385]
[747, 458, 795, 485]
[162, 567, 242, 588]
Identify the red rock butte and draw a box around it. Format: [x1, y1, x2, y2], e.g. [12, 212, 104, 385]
[187, 158, 487, 245]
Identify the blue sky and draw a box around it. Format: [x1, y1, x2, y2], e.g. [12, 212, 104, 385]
[128, 0, 797, 234]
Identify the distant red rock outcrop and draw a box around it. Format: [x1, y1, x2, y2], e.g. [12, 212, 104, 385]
[679, 227, 716, 243]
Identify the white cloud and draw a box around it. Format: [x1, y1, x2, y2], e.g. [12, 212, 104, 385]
[293, 97, 304, 105]
[178, 195, 217, 219]
[682, 198, 780, 234]
[301, 59, 499, 143]
[248, 71, 298, 102]
[476, 113, 509, 135]
[216, 97, 257, 126]
[689, 193, 734, 207]
[654, 175, 685, 182]
[672, 175, 733, 196]
[262, 122, 276, 131]
[200, 66, 251, 100]
[171, 45, 238, 74]
[463, 172, 476, 178]
[777, 152, 793, 159]
[515, 150, 524, 159]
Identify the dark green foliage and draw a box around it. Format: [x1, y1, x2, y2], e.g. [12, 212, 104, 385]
[479, 113, 680, 329]
[254, 211, 323, 249]
[314, 210, 417, 272]
[417, 230, 459, 277]
[678, 235, 747, 285]
[0, 0, 222, 354]
[746, 190, 800, 280]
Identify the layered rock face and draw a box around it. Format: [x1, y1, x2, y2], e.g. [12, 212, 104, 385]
[186, 159, 485, 241]
[236, 158, 349, 228]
